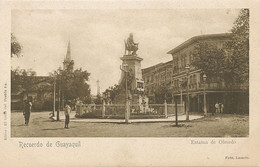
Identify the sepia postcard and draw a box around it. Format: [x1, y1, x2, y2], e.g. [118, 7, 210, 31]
[0, 0, 260, 166]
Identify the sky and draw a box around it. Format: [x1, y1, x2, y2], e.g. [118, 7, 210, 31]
[11, 9, 240, 95]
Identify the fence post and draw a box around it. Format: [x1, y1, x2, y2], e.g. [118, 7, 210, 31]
[125, 100, 130, 123]
[102, 101, 105, 118]
[128, 100, 131, 120]
[164, 100, 167, 118]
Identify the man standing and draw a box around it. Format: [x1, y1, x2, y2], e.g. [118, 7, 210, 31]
[64, 102, 71, 129]
[215, 102, 219, 114]
[23, 100, 32, 125]
[220, 103, 224, 113]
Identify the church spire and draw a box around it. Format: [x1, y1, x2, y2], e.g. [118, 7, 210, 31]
[63, 40, 74, 71]
[65, 40, 71, 62]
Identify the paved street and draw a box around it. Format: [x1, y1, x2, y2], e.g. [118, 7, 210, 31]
[52, 111, 203, 123]
[11, 111, 249, 137]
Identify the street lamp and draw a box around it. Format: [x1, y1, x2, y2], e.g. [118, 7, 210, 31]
[203, 73, 207, 116]
[185, 64, 190, 121]
[120, 64, 130, 123]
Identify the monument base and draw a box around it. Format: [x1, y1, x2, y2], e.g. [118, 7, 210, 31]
[114, 91, 145, 106]
[114, 54, 145, 105]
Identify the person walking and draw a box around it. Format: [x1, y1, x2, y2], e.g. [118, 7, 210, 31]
[23, 100, 32, 125]
[64, 102, 71, 129]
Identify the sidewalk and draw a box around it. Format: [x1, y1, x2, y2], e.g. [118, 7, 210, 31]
[52, 111, 203, 123]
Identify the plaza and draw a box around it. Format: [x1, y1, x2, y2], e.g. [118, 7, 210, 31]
[11, 111, 248, 137]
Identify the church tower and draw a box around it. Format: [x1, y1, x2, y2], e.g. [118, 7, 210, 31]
[63, 41, 74, 71]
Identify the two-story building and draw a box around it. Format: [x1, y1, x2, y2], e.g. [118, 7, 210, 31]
[142, 61, 172, 103]
[142, 33, 249, 114]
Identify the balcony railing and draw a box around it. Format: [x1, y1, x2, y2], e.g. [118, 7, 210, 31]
[171, 82, 246, 93]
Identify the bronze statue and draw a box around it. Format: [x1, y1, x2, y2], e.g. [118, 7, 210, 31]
[125, 33, 139, 56]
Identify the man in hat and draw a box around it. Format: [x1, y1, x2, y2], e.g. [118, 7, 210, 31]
[64, 101, 72, 129]
[23, 99, 32, 125]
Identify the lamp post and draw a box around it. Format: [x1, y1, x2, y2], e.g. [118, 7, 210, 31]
[203, 73, 207, 116]
[120, 64, 130, 123]
[185, 64, 190, 121]
[179, 78, 183, 113]
[179, 79, 183, 107]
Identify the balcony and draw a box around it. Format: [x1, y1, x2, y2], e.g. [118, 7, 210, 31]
[171, 81, 246, 94]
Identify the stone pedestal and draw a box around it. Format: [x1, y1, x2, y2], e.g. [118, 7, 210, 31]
[120, 55, 143, 89]
[114, 55, 144, 104]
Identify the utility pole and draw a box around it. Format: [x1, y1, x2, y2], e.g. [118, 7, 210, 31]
[185, 64, 190, 121]
[53, 78, 56, 117]
[57, 77, 61, 121]
[203, 73, 207, 116]
[180, 79, 183, 113]
[125, 70, 129, 122]
[120, 64, 129, 123]
[61, 76, 64, 111]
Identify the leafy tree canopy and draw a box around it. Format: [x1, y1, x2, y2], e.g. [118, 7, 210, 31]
[11, 67, 38, 97]
[226, 9, 249, 87]
[153, 84, 172, 103]
[11, 34, 22, 58]
[51, 67, 91, 102]
[191, 9, 249, 89]
[94, 94, 103, 104]
[103, 84, 121, 103]
[192, 42, 226, 80]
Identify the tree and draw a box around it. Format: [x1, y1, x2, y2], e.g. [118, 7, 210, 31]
[154, 84, 172, 103]
[11, 67, 37, 98]
[66, 68, 91, 101]
[226, 9, 249, 89]
[192, 9, 249, 89]
[103, 84, 121, 103]
[192, 42, 226, 83]
[103, 69, 135, 104]
[51, 67, 91, 103]
[11, 34, 22, 58]
[94, 94, 103, 104]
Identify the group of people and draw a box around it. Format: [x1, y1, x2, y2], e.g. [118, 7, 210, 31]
[23, 99, 72, 129]
[214, 102, 224, 114]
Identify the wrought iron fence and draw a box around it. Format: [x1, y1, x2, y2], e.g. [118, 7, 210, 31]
[76, 102, 184, 119]
[104, 104, 125, 117]
[167, 104, 185, 116]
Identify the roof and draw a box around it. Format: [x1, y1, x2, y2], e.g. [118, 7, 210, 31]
[142, 60, 172, 73]
[167, 33, 233, 55]
[142, 63, 163, 72]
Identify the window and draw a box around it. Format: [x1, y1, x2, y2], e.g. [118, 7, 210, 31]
[190, 53, 194, 63]
[184, 55, 187, 68]
[193, 75, 196, 84]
